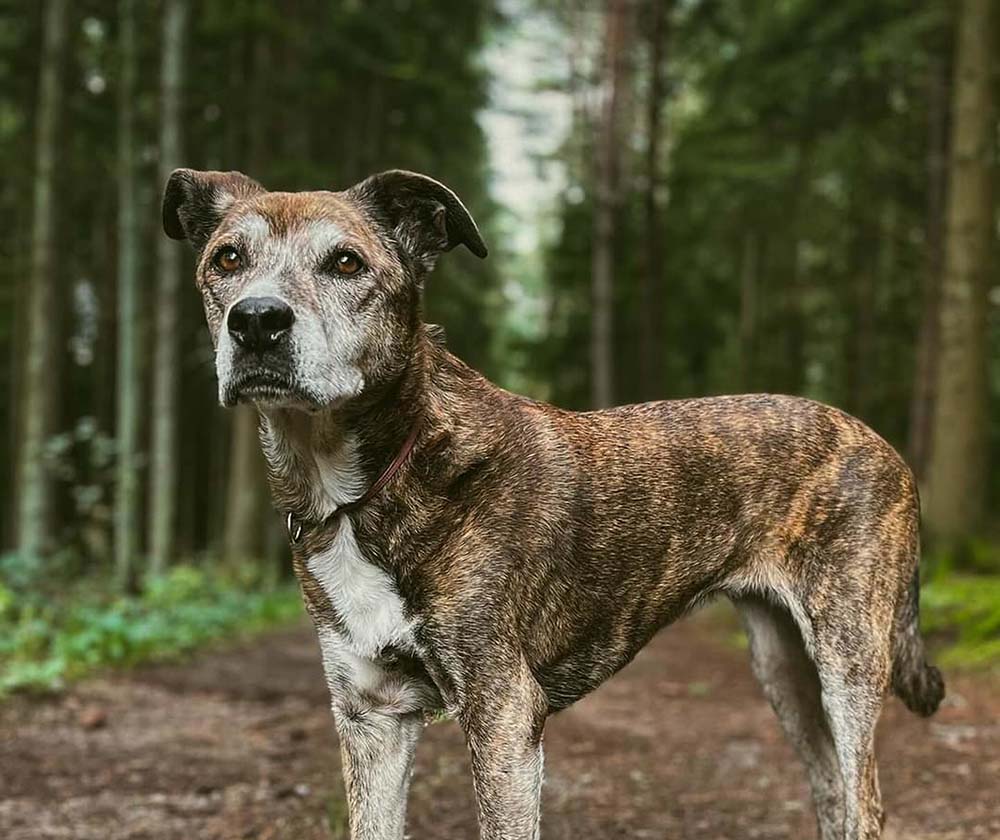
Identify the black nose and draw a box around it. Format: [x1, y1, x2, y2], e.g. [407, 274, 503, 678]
[227, 296, 295, 353]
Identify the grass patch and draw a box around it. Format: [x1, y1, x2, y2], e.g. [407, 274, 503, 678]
[0, 563, 303, 696]
[922, 575, 1000, 669]
[325, 791, 350, 838]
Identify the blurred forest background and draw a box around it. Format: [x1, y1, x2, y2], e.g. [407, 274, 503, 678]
[0, 0, 998, 691]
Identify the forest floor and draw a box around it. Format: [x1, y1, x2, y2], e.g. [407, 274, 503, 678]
[1, 607, 998, 840]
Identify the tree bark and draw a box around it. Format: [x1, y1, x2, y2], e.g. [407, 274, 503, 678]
[223, 18, 270, 564]
[638, 0, 670, 400]
[16, 0, 67, 561]
[148, 0, 188, 577]
[223, 407, 265, 562]
[115, 0, 141, 589]
[924, 0, 994, 540]
[908, 51, 950, 479]
[738, 231, 758, 391]
[591, 0, 631, 409]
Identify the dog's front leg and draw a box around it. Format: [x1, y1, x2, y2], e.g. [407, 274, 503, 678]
[460, 660, 548, 840]
[332, 706, 423, 840]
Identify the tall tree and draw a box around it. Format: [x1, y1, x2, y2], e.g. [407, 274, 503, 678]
[638, 0, 670, 400]
[738, 230, 759, 390]
[148, 0, 188, 576]
[16, 0, 67, 561]
[591, 0, 631, 408]
[908, 49, 950, 479]
[924, 0, 995, 539]
[223, 14, 271, 564]
[115, 0, 141, 588]
[224, 408, 266, 563]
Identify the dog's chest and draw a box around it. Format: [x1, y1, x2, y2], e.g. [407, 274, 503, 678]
[306, 518, 413, 659]
[303, 439, 415, 660]
[306, 520, 440, 714]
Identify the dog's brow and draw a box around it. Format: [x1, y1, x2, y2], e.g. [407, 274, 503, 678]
[225, 212, 270, 243]
[297, 218, 348, 249]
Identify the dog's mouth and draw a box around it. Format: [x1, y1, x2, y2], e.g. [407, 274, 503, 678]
[224, 369, 318, 409]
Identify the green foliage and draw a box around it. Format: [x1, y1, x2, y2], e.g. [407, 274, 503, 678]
[0, 563, 302, 696]
[922, 575, 1000, 669]
[325, 792, 350, 839]
[536, 0, 952, 427]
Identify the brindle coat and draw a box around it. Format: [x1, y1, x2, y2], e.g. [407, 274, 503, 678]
[163, 168, 944, 840]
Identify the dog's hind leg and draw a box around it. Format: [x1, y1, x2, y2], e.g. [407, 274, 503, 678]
[735, 594, 844, 840]
[805, 558, 896, 840]
[811, 629, 889, 840]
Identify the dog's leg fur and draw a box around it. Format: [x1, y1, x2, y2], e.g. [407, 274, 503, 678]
[333, 707, 423, 840]
[461, 657, 547, 840]
[736, 595, 844, 839]
[315, 624, 428, 839]
[805, 539, 898, 840]
[815, 663, 887, 840]
[814, 632, 889, 840]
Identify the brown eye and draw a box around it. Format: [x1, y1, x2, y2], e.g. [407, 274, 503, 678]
[331, 251, 363, 276]
[213, 246, 242, 272]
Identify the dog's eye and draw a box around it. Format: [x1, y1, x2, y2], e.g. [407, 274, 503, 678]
[213, 246, 242, 273]
[328, 251, 364, 276]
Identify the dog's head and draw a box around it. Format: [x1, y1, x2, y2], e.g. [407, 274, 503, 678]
[162, 169, 487, 411]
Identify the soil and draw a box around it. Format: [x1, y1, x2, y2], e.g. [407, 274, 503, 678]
[1, 608, 997, 839]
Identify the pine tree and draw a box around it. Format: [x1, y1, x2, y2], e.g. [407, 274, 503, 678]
[16, 0, 67, 562]
[924, 0, 995, 540]
[149, 0, 188, 576]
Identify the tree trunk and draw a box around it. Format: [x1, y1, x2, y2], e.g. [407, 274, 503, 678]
[638, 0, 670, 400]
[16, 0, 67, 561]
[148, 0, 188, 577]
[591, 0, 631, 409]
[223, 20, 270, 564]
[924, 0, 994, 540]
[738, 231, 758, 391]
[845, 200, 876, 421]
[223, 407, 265, 562]
[908, 51, 950, 479]
[115, 0, 141, 589]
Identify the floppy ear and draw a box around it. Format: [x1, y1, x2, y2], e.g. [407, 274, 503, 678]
[349, 170, 488, 268]
[162, 168, 265, 249]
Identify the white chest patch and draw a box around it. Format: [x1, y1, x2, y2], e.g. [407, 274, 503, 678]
[307, 519, 413, 659]
[305, 435, 413, 660]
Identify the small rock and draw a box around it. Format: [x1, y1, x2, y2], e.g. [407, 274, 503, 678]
[274, 782, 311, 799]
[78, 706, 108, 730]
[273, 784, 295, 799]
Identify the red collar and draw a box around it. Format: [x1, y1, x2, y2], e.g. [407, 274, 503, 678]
[286, 421, 421, 545]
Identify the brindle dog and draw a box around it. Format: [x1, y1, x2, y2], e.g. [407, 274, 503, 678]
[162, 168, 944, 840]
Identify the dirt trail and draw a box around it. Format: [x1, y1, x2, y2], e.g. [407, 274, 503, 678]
[1, 610, 997, 839]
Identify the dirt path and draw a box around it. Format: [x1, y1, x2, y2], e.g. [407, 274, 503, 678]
[1, 610, 997, 839]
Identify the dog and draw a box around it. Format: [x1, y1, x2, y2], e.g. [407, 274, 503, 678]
[162, 168, 944, 840]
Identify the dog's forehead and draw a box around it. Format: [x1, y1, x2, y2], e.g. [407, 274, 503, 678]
[223, 190, 382, 249]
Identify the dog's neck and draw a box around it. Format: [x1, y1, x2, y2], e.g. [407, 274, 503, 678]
[258, 326, 441, 523]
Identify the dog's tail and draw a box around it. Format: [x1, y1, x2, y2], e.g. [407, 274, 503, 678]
[891, 557, 945, 717]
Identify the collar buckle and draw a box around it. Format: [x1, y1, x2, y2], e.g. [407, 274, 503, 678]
[283, 420, 420, 547]
[286, 512, 303, 544]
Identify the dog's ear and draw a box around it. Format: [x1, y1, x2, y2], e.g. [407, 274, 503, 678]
[350, 170, 488, 268]
[162, 168, 265, 248]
